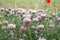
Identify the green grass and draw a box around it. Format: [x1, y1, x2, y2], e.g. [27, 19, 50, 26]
[0, 0, 60, 9]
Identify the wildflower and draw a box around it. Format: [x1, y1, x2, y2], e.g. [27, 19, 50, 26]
[49, 24, 55, 28]
[3, 20, 8, 24]
[0, 21, 2, 25]
[7, 24, 16, 30]
[52, 13, 56, 17]
[16, 10, 22, 14]
[31, 26, 36, 30]
[57, 17, 60, 22]
[36, 16, 41, 19]
[23, 14, 31, 18]
[33, 18, 39, 22]
[38, 37, 46, 40]
[0, 8, 5, 12]
[23, 18, 31, 25]
[37, 25, 44, 30]
[20, 26, 26, 33]
[31, 10, 37, 14]
[41, 14, 46, 19]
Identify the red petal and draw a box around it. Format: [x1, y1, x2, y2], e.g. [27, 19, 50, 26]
[46, 0, 51, 3]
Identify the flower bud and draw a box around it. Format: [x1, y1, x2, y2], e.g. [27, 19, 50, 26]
[7, 24, 16, 30]
[20, 26, 26, 33]
[41, 14, 46, 18]
[33, 18, 39, 22]
[23, 18, 31, 25]
[37, 25, 44, 30]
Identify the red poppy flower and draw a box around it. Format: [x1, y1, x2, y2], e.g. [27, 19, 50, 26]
[46, 0, 51, 4]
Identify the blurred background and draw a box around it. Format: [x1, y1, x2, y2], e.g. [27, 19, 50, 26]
[0, 0, 60, 10]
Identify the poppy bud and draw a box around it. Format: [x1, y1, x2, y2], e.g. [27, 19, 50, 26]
[46, 0, 51, 4]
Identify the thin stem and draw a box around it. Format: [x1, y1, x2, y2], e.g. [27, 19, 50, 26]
[27, 25, 32, 40]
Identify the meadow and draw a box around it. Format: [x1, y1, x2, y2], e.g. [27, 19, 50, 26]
[0, 0, 60, 9]
[0, 0, 60, 40]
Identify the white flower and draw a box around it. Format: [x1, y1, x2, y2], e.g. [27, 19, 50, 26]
[11, 9, 14, 12]
[0, 8, 5, 12]
[19, 39, 24, 40]
[52, 13, 56, 17]
[38, 37, 46, 40]
[7, 24, 16, 30]
[3, 20, 8, 24]
[23, 14, 31, 18]
[33, 18, 39, 22]
[57, 17, 60, 22]
[49, 24, 55, 28]
[37, 25, 44, 30]
[0, 21, 2, 25]
[9, 11, 14, 15]
[31, 26, 36, 30]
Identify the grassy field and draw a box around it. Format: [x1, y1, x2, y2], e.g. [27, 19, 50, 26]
[0, 0, 60, 40]
[0, 0, 60, 9]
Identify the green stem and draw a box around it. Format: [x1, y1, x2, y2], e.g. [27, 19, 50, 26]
[27, 25, 32, 40]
